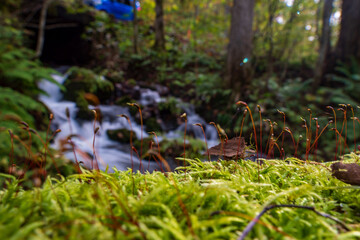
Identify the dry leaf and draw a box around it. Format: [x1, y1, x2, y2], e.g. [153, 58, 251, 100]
[208, 137, 254, 160]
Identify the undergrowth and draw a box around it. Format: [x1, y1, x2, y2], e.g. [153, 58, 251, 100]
[0, 156, 359, 239]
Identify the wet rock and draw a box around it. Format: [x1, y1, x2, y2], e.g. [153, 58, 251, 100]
[153, 84, 170, 97]
[158, 97, 182, 131]
[331, 162, 360, 186]
[106, 128, 136, 144]
[114, 95, 135, 106]
[63, 67, 114, 103]
[114, 82, 141, 102]
[144, 117, 162, 132]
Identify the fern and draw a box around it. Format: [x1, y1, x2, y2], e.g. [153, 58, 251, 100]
[330, 59, 360, 103]
[0, 87, 47, 126]
[0, 47, 58, 97]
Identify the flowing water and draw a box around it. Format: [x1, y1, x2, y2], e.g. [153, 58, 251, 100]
[39, 69, 218, 172]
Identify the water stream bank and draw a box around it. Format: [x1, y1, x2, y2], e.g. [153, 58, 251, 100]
[39, 68, 218, 172]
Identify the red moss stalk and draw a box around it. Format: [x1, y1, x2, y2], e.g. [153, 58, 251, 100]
[119, 114, 134, 173]
[284, 127, 296, 157]
[180, 113, 187, 174]
[313, 118, 320, 161]
[92, 110, 100, 171]
[258, 105, 263, 156]
[327, 106, 338, 160]
[348, 105, 356, 152]
[209, 122, 224, 159]
[305, 120, 333, 157]
[128, 103, 143, 162]
[8, 130, 14, 175]
[193, 123, 210, 161]
[236, 101, 258, 156]
[338, 105, 349, 155]
[277, 110, 286, 153]
[237, 109, 248, 159]
[149, 131, 164, 172]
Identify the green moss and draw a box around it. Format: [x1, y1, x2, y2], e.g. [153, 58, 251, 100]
[75, 93, 93, 120]
[158, 97, 182, 116]
[114, 95, 135, 106]
[133, 137, 153, 155]
[105, 70, 125, 83]
[63, 67, 114, 103]
[144, 117, 162, 132]
[127, 78, 137, 87]
[160, 137, 206, 160]
[128, 104, 143, 118]
[1, 157, 360, 239]
[106, 128, 136, 143]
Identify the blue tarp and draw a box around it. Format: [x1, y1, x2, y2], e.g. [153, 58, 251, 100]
[86, 0, 139, 21]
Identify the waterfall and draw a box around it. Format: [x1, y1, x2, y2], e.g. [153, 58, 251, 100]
[39, 70, 218, 172]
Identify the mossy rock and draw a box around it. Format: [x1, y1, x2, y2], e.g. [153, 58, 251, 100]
[106, 128, 136, 144]
[144, 117, 162, 132]
[127, 79, 137, 87]
[158, 97, 182, 131]
[105, 70, 125, 83]
[63, 67, 114, 103]
[158, 97, 181, 115]
[160, 137, 205, 161]
[114, 95, 135, 106]
[128, 104, 144, 118]
[75, 93, 93, 120]
[133, 137, 154, 156]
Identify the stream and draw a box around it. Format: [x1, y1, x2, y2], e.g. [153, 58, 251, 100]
[39, 67, 219, 172]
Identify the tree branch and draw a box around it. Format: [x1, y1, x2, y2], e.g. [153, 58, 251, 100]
[238, 204, 350, 240]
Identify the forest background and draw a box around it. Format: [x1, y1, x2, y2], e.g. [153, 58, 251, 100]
[1, 0, 360, 178]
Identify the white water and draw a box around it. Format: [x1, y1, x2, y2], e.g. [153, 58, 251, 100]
[39, 71, 218, 172]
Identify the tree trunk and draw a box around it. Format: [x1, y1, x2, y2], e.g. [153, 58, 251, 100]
[225, 0, 255, 98]
[265, 0, 279, 84]
[312, 0, 334, 90]
[315, 0, 323, 40]
[36, 0, 53, 58]
[335, 0, 360, 65]
[132, 0, 138, 54]
[154, 0, 165, 51]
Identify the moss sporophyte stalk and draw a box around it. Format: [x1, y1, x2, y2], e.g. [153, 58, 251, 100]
[2, 99, 360, 239]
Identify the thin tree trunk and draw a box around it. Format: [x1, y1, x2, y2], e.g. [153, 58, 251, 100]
[335, 0, 360, 65]
[225, 0, 255, 98]
[277, 0, 301, 61]
[154, 0, 165, 51]
[193, 5, 199, 77]
[265, 0, 279, 88]
[132, 0, 138, 54]
[315, 0, 324, 41]
[313, 0, 334, 90]
[36, 0, 53, 58]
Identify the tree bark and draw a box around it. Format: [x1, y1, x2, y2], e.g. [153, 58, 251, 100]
[225, 0, 255, 98]
[265, 0, 279, 83]
[35, 0, 53, 58]
[312, 0, 334, 90]
[334, 0, 360, 65]
[154, 0, 165, 51]
[315, 0, 324, 40]
[132, 0, 138, 54]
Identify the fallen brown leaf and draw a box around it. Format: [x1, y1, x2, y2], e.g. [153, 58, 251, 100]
[208, 137, 255, 160]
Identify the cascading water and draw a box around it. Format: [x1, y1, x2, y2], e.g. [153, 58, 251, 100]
[39, 69, 218, 172]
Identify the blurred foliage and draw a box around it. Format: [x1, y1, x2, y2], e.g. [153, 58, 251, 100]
[0, 157, 360, 239]
[0, 25, 76, 186]
[0, 0, 359, 172]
